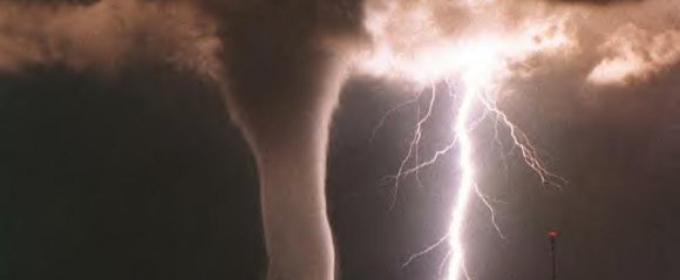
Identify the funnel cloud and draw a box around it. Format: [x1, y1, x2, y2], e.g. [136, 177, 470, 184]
[2, 1, 364, 279]
[2, 0, 680, 280]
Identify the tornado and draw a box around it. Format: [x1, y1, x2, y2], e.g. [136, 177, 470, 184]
[207, 2, 365, 279]
[163, 0, 368, 279]
[225, 39, 344, 280]
[0, 1, 364, 279]
[5, 0, 677, 280]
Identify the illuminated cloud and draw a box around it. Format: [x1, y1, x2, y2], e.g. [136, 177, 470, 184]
[588, 24, 680, 85]
[357, 0, 680, 94]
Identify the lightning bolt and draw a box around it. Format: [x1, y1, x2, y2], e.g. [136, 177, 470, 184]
[445, 44, 568, 280]
[393, 35, 569, 280]
[441, 21, 571, 280]
[359, 3, 573, 279]
[447, 76, 477, 280]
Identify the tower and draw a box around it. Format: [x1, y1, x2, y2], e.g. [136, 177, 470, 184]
[549, 230, 558, 280]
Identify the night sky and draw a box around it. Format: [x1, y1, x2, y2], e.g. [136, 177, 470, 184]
[3, 61, 680, 280]
[3, 0, 680, 279]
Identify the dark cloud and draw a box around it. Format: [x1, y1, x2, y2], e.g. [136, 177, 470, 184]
[0, 0, 221, 78]
[4, 0, 100, 5]
[545, 0, 643, 5]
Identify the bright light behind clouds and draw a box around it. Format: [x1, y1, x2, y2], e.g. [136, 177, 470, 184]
[588, 23, 680, 85]
[357, 1, 574, 280]
[355, 0, 680, 278]
[357, 1, 574, 87]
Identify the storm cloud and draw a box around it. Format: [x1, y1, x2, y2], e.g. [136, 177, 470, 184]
[1, 0, 679, 280]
